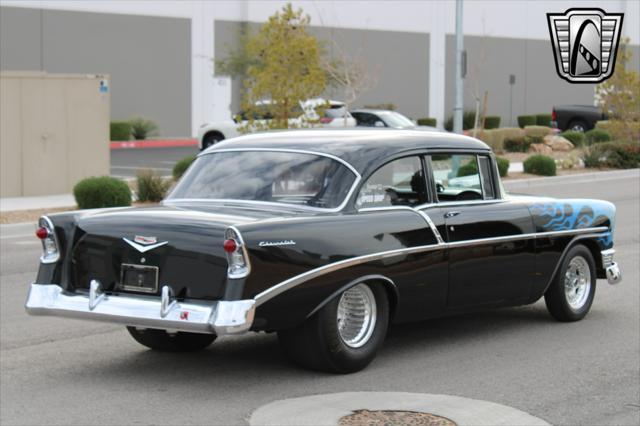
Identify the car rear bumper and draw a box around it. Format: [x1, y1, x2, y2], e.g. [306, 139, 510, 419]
[25, 283, 255, 335]
[601, 249, 622, 285]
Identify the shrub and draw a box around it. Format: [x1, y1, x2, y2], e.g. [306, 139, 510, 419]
[129, 117, 159, 140]
[110, 121, 131, 141]
[585, 128, 612, 145]
[559, 130, 586, 147]
[517, 115, 537, 128]
[484, 116, 501, 129]
[504, 138, 531, 152]
[523, 155, 556, 176]
[583, 142, 640, 169]
[73, 176, 132, 209]
[596, 120, 640, 141]
[137, 170, 171, 202]
[457, 160, 478, 177]
[173, 155, 197, 179]
[444, 110, 477, 131]
[496, 157, 509, 177]
[536, 114, 553, 126]
[417, 117, 437, 127]
[524, 125, 554, 138]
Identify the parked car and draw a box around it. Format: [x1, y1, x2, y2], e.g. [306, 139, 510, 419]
[552, 105, 608, 132]
[197, 99, 356, 150]
[352, 109, 442, 132]
[26, 129, 621, 373]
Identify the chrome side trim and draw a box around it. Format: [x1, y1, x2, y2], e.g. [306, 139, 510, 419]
[254, 226, 609, 306]
[417, 199, 505, 209]
[25, 284, 256, 335]
[358, 206, 444, 245]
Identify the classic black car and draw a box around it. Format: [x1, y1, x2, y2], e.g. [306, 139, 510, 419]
[26, 129, 622, 373]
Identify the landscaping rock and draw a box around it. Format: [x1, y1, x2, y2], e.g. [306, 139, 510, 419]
[529, 143, 553, 154]
[543, 135, 574, 151]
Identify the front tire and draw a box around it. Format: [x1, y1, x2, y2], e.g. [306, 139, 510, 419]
[127, 327, 216, 352]
[278, 282, 389, 373]
[568, 119, 588, 132]
[544, 244, 596, 322]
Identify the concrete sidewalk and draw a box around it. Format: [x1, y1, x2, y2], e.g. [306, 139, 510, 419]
[0, 194, 76, 213]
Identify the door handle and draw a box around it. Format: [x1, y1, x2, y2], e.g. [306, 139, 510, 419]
[444, 211, 461, 218]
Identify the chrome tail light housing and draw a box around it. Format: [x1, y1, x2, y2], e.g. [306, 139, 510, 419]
[37, 216, 60, 263]
[224, 227, 251, 279]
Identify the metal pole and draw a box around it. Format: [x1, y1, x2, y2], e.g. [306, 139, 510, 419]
[453, 0, 464, 134]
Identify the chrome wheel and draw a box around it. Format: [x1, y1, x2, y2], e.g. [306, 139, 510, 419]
[337, 284, 377, 348]
[564, 256, 591, 310]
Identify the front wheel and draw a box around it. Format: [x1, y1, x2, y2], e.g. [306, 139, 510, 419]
[127, 327, 216, 352]
[544, 244, 596, 322]
[278, 282, 389, 373]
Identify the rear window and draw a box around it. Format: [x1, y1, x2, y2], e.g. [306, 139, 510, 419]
[168, 151, 357, 209]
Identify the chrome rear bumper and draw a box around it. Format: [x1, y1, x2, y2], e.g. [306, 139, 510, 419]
[601, 249, 622, 285]
[25, 283, 255, 335]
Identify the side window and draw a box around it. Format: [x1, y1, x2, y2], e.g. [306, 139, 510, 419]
[430, 154, 483, 202]
[478, 156, 496, 199]
[357, 157, 426, 208]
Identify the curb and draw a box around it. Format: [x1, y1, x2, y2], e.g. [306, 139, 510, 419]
[110, 139, 197, 150]
[504, 168, 639, 189]
[249, 392, 550, 426]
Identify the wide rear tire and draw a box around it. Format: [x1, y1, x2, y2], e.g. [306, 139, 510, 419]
[544, 244, 596, 322]
[278, 282, 389, 374]
[127, 327, 216, 352]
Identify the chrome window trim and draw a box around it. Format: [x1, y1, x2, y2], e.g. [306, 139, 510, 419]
[39, 215, 61, 264]
[417, 199, 505, 209]
[254, 225, 608, 306]
[168, 148, 361, 213]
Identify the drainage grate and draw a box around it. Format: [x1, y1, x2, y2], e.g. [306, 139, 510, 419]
[339, 409, 457, 426]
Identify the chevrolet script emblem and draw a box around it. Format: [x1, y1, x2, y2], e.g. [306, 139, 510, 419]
[547, 8, 623, 83]
[123, 236, 168, 253]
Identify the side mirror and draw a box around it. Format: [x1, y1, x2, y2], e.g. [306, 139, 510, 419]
[374, 121, 385, 127]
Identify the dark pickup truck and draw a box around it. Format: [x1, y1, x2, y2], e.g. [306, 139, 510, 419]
[552, 105, 607, 132]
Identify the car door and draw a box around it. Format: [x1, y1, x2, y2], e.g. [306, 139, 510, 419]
[420, 153, 536, 308]
[355, 155, 448, 320]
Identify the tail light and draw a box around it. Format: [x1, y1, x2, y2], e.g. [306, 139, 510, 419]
[320, 117, 333, 124]
[224, 227, 251, 279]
[551, 109, 557, 122]
[37, 216, 60, 263]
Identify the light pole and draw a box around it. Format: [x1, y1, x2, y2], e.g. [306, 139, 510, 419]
[453, 0, 464, 134]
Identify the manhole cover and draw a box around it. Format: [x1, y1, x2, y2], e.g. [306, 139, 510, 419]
[339, 409, 457, 426]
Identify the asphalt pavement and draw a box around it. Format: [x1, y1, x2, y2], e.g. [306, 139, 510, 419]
[1, 173, 638, 425]
[110, 146, 198, 178]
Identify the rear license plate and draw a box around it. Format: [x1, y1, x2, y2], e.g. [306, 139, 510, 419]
[120, 263, 159, 293]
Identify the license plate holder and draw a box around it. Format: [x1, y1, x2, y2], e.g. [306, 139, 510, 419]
[120, 263, 159, 293]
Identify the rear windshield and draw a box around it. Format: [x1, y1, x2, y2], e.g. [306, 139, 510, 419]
[168, 151, 357, 209]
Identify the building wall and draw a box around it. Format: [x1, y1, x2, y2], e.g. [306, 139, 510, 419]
[0, 6, 191, 137]
[215, 20, 430, 119]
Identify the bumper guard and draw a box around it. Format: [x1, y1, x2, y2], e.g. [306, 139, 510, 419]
[601, 249, 622, 285]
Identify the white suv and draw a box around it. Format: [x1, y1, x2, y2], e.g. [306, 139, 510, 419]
[197, 99, 356, 150]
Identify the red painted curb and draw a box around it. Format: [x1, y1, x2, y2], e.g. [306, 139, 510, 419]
[110, 139, 198, 150]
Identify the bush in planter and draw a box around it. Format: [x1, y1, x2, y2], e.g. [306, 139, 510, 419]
[110, 121, 131, 141]
[417, 117, 437, 127]
[496, 157, 510, 177]
[504, 137, 531, 152]
[483, 116, 501, 129]
[524, 125, 554, 138]
[444, 110, 477, 131]
[585, 128, 612, 145]
[523, 155, 556, 176]
[172, 155, 197, 179]
[559, 130, 585, 147]
[536, 114, 553, 126]
[129, 117, 159, 140]
[583, 142, 640, 169]
[517, 115, 537, 128]
[73, 176, 131, 209]
[137, 170, 171, 202]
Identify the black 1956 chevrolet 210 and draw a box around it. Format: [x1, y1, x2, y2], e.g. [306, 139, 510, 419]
[26, 129, 622, 373]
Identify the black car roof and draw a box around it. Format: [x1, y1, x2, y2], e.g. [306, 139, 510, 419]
[206, 129, 491, 175]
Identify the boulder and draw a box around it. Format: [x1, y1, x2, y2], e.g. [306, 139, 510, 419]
[543, 135, 574, 151]
[529, 143, 553, 154]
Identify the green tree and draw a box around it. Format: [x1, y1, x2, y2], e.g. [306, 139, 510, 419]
[238, 3, 326, 131]
[596, 38, 640, 142]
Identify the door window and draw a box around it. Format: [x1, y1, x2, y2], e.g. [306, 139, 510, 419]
[356, 157, 426, 208]
[430, 154, 483, 202]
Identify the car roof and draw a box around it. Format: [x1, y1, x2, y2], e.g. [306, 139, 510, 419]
[204, 129, 490, 176]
